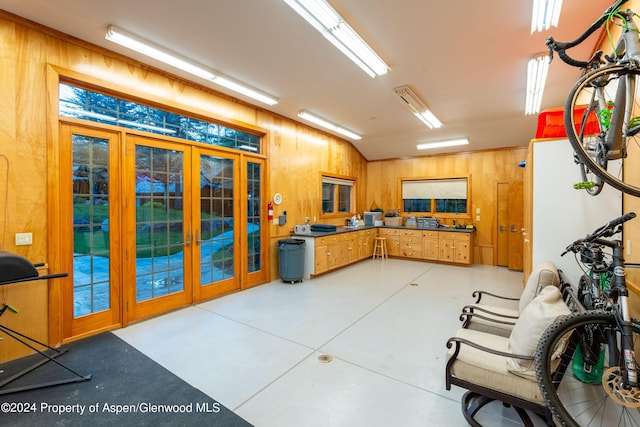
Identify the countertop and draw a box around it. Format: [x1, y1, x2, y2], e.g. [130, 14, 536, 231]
[291, 224, 475, 238]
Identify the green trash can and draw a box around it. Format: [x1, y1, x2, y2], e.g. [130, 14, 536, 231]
[278, 239, 306, 283]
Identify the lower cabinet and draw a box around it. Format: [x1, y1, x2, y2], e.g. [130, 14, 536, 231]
[438, 231, 472, 264]
[422, 230, 440, 260]
[302, 227, 473, 278]
[377, 228, 400, 256]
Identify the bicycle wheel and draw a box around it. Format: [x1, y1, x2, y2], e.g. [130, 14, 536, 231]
[564, 64, 640, 197]
[535, 311, 640, 426]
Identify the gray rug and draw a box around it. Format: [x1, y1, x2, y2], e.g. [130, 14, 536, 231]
[0, 332, 253, 426]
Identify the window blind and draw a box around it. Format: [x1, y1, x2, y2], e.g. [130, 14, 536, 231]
[402, 178, 467, 199]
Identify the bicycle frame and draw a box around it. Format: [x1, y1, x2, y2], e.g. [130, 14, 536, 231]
[591, 236, 638, 386]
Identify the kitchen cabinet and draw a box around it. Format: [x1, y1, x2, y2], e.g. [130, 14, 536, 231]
[377, 228, 400, 256]
[438, 231, 472, 264]
[422, 230, 439, 260]
[298, 226, 473, 279]
[398, 229, 422, 258]
[314, 235, 340, 275]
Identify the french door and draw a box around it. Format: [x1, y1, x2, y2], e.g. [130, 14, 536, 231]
[59, 124, 264, 339]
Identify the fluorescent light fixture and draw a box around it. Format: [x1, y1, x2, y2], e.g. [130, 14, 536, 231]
[417, 138, 469, 150]
[393, 86, 443, 129]
[525, 54, 550, 115]
[298, 110, 362, 140]
[531, 0, 563, 33]
[117, 119, 177, 134]
[238, 144, 259, 152]
[282, 0, 389, 78]
[105, 26, 278, 106]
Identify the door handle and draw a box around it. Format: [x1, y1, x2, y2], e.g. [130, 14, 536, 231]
[195, 229, 203, 245]
[184, 230, 191, 247]
[510, 224, 517, 232]
[499, 224, 505, 233]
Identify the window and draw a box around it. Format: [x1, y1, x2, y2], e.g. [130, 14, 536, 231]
[401, 177, 469, 215]
[322, 175, 355, 215]
[59, 83, 262, 153]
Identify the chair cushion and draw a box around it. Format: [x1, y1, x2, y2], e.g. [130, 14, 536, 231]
[518, 261, 560, 313]
[448, 328, 544, 404]
[507, 286, 570, 378]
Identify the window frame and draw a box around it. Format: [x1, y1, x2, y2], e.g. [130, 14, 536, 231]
[399, 176, 471, 219]
[321, 173, 357, 218]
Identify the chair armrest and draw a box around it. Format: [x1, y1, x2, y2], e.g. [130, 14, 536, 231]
[459, 311, 517, 328]
[461, 305, 519, 319]
[472, 290, 520, 304]
[446, 336, 534, 361]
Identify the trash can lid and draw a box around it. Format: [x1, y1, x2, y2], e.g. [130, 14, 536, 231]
[278, 239, 306, 245]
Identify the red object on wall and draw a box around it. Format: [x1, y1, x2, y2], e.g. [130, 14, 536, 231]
[267, 201, 274, 220]
[536, 105, 602, 139]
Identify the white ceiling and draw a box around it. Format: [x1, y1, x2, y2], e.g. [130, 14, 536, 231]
[0, 0, 613, 160]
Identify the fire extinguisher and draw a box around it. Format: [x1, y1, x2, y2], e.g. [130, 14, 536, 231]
[268, 201, 274, 220]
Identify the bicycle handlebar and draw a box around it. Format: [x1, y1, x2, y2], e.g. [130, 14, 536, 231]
[561, 212, 636, 256]
[546, 0, 629, 68]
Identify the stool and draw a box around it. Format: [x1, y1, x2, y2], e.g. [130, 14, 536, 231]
[372, 237, 387, 260]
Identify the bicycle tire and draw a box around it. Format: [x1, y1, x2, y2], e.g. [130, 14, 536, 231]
[535, 310, 640, 426]
[564, 64, 640, 197]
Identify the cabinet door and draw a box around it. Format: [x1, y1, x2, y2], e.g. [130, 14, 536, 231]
[453, 234, 472, 264]
[439, 238, 454, 261]
[314, 244, 328, 274]
[453, 240, 471, 264]
[422, 238, 439, 260]
[327, 242, 340, 269]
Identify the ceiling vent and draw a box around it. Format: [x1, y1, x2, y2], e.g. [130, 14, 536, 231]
[393, 85, 442, 129]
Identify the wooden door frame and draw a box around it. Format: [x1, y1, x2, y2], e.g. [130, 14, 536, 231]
[191, 148, 241, 302]
[123, 134, 194, 325]
[54, 123, 124, 343]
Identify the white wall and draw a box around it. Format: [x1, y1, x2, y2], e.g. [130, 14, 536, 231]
[532, 138, 622, 286]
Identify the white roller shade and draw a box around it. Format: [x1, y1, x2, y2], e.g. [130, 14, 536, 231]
[402, 178, 467, 199]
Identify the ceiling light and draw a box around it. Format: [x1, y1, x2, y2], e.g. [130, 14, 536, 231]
[393, 86, 443, 129]
[298, 111, 361, 140]
[105, 26, 278, 106]
[282, 0, 389, 78]
[525, 54, 549, 115]
[531, 0, 563, 33]
[417, 138, 469, 150]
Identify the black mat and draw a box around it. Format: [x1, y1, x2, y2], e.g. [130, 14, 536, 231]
[0, 332, 254, 427]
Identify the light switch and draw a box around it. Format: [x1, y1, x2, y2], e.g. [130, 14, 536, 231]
[475, 208, 480, 214]
[273, 217, 280, 225]
[15, 232, 33, 245]
[476, 216, 480, 221]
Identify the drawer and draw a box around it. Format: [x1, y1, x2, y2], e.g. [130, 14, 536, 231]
[399, 229, 422, 238]
[400, 236, 420, 244]
[378, 228, 399, 236]
[440, 232, 471, 241]
[399, 242, 422, 258]
[317, 235, 339, 245]
[422, 230, 438, 238]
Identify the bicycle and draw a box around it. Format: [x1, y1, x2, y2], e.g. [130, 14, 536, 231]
[534, 212, 640, 426]
[546, 0, 640, 197]
[564, 238, 613, 311]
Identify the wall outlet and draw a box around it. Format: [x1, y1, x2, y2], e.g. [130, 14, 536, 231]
[15, 232, 33, 246]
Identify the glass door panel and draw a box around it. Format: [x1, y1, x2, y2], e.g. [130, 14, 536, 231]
[245, 158, 267, 287]
[61, 124, 121, 339]
[194, 150, 240, 301]
[72, 135, 111, 316]
[126, 136, 192, 321]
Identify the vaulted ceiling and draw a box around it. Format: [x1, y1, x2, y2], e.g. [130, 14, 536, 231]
[0, 0, 613, 159]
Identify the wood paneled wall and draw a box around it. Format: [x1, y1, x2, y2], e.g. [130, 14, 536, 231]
[367, 147, 528, 265]
[0, 10, 531, 360]
[0, 11, 368, 357]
